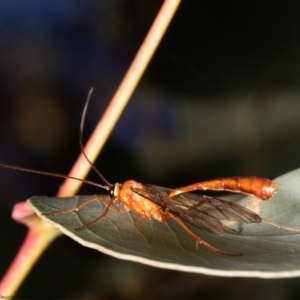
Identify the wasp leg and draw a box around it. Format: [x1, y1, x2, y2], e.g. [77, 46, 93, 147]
[42, 195, 129, 231]
[100, 197, 129, 213]
[42, 196, 128, 218]
[74, 196, 129, 231]
[165, 210, 242, 256]
[42, 196, 100, 217]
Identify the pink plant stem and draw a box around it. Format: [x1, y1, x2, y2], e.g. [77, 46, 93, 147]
[0, 0, 181, 295]
[58, 0, 181, 196]
[0, 224, 59, 295]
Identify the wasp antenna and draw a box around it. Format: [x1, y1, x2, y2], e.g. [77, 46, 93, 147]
[79, 88, 112, 187]
[0, 88, 112, 192]
[0, 162, 110, 191]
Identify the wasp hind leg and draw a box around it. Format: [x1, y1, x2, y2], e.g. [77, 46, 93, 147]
[165, 210, 242, 257]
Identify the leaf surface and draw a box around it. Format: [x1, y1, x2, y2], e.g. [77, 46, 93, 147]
[27, 168, 300, 277]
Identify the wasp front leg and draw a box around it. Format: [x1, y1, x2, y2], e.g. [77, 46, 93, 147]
[74, 196, 130, 231]
[42, 196, 100, 217]
[169, 177, 277, 200]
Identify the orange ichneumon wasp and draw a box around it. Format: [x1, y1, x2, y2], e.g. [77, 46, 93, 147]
[1, 90, 300, 256]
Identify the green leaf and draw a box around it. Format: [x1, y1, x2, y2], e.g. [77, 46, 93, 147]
[27, 168, 300, 278]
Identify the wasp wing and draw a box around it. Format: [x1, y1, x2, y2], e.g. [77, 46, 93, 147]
[132, 184, 261, 236]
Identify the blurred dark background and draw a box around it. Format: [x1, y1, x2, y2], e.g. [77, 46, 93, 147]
[1, 1, 300, 299]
